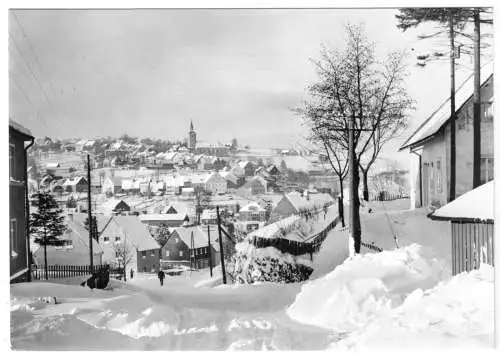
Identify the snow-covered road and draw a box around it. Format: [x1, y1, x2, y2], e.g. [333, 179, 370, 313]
[11, 275, 336, 350]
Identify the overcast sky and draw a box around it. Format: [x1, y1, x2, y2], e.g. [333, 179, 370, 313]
[9, 8, 493, 164]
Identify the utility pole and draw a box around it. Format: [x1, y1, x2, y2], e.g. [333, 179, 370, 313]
[87, 154, 94, 272]
[216, 206, 227, 284]
[123, 231, 127, 282]
[207, 224, 213, 277]
[191, 231, 196, 270]
[449, 9, 457, 201]
[472, 8, 481, 188]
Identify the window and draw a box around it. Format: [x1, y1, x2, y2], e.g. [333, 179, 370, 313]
[9, 143, 16, 178]
[179, 250, 184, 257]
[175, 238, 179, 244]
[165, 250, 170, 257]
[115, 236, 121, 242]
[483, 102, 494, 123]
[436, 160, 442, 193]
[480, 157, 494, 184]
[142, 251, 147, 258]
[10, 219, 17, 258]
[151, 250, 155, 256]
[103, 236, 109, 243]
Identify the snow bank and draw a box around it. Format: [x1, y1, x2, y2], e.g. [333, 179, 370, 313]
[287, 244, 447, 332]
[227, 242, 313, 284]
[334, 264, 494, 349]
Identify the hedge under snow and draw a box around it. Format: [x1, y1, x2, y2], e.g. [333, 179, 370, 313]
[227, 241, 313, 284]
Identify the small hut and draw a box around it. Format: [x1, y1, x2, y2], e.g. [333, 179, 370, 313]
[429, 181, 494, 275]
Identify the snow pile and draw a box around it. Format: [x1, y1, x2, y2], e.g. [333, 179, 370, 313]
[334, 264, 494, 349]
[287, 244, 447, 332]
[227, 242, 313, 284]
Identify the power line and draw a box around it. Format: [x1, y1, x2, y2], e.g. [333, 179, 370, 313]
[12, 12, 70, 131]
[9, 33, 57, 114]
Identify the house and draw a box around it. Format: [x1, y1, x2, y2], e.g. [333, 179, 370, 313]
[63, 176, 88, 193]
[399, 63, 494, 209]
[9, 119, 34, 283]
[62, 142, 76, 152]
[248, 176, 267, 195]
[204, 172, 227, 194]
[201, 209, 218, 225]
[98, 215, 161, 273]
[238, 202, 267, 222]
[101, 199, 131, 215]
[164, 205, 178, 214]
[220, 171, 239, 189]
[102, 177, 122, 195]
[182, 187, 195, 198]
[272, 191, 334, 219]
[266, 164, 280, 176]
[161, 226, 220, 270]
[230, 164, 245, 178]
[32, 219, 103, 266]
[238, 161, 256, 177]
[139, 213, 190, 227]
[429, 180, 494, 275]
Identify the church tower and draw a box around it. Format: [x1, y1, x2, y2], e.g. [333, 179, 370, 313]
[188, 120, 197, 152]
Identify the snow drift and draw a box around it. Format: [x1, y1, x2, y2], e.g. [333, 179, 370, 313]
[333, 264, 494, 349]
[287, 244, 448, 332]
[287, 244, 494, 349]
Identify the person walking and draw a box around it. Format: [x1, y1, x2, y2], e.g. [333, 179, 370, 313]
[158, 270, 165, 286]
[130, 268, 134, 280]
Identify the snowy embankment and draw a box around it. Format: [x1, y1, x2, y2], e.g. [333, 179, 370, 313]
[287, 244, 494, 349]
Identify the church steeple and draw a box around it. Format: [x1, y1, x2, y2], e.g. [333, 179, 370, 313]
[188, 120, 196, 152]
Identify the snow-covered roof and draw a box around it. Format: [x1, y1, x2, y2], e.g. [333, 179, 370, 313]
[64, 176, 87, 186]
[400, 62, 494, 150]
[201, 209, 217, 220]
[220, 171, 238, 183]
[284, 192, 334, 212]
[101, 199, 130, 212]
[240, 202, 265, 213]
[112, 216, 160, 251]
[139, 213, 189, 222]
[9, 119, 33, 138]
[170, 226, 219, 250]
[248, 215, 302, 239]
[65, 221, 103, 254]
[430, 181, 494, 222]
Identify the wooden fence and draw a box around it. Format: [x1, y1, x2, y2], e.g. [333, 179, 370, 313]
[337, 225, 384, 252]
[253, 217, 339, 256]
[371, 191, 409, 202]
[451, 221, 494, 275]
[31, 264, 110, 280]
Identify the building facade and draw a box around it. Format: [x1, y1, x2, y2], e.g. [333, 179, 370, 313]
[401, 66, 494, 209]
[9, 120, 35, 282]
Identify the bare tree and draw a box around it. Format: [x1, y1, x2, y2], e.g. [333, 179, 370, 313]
[193, 187, 211, 224]
[112, 238, 135, 282]
[299, 24, 413, 252]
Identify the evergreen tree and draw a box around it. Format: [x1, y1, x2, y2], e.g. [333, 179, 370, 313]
[29, 191, 67, 280]
[84, 215, 99, 241]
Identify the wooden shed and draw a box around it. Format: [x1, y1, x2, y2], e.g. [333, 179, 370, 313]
[429, 181, 494, 275]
